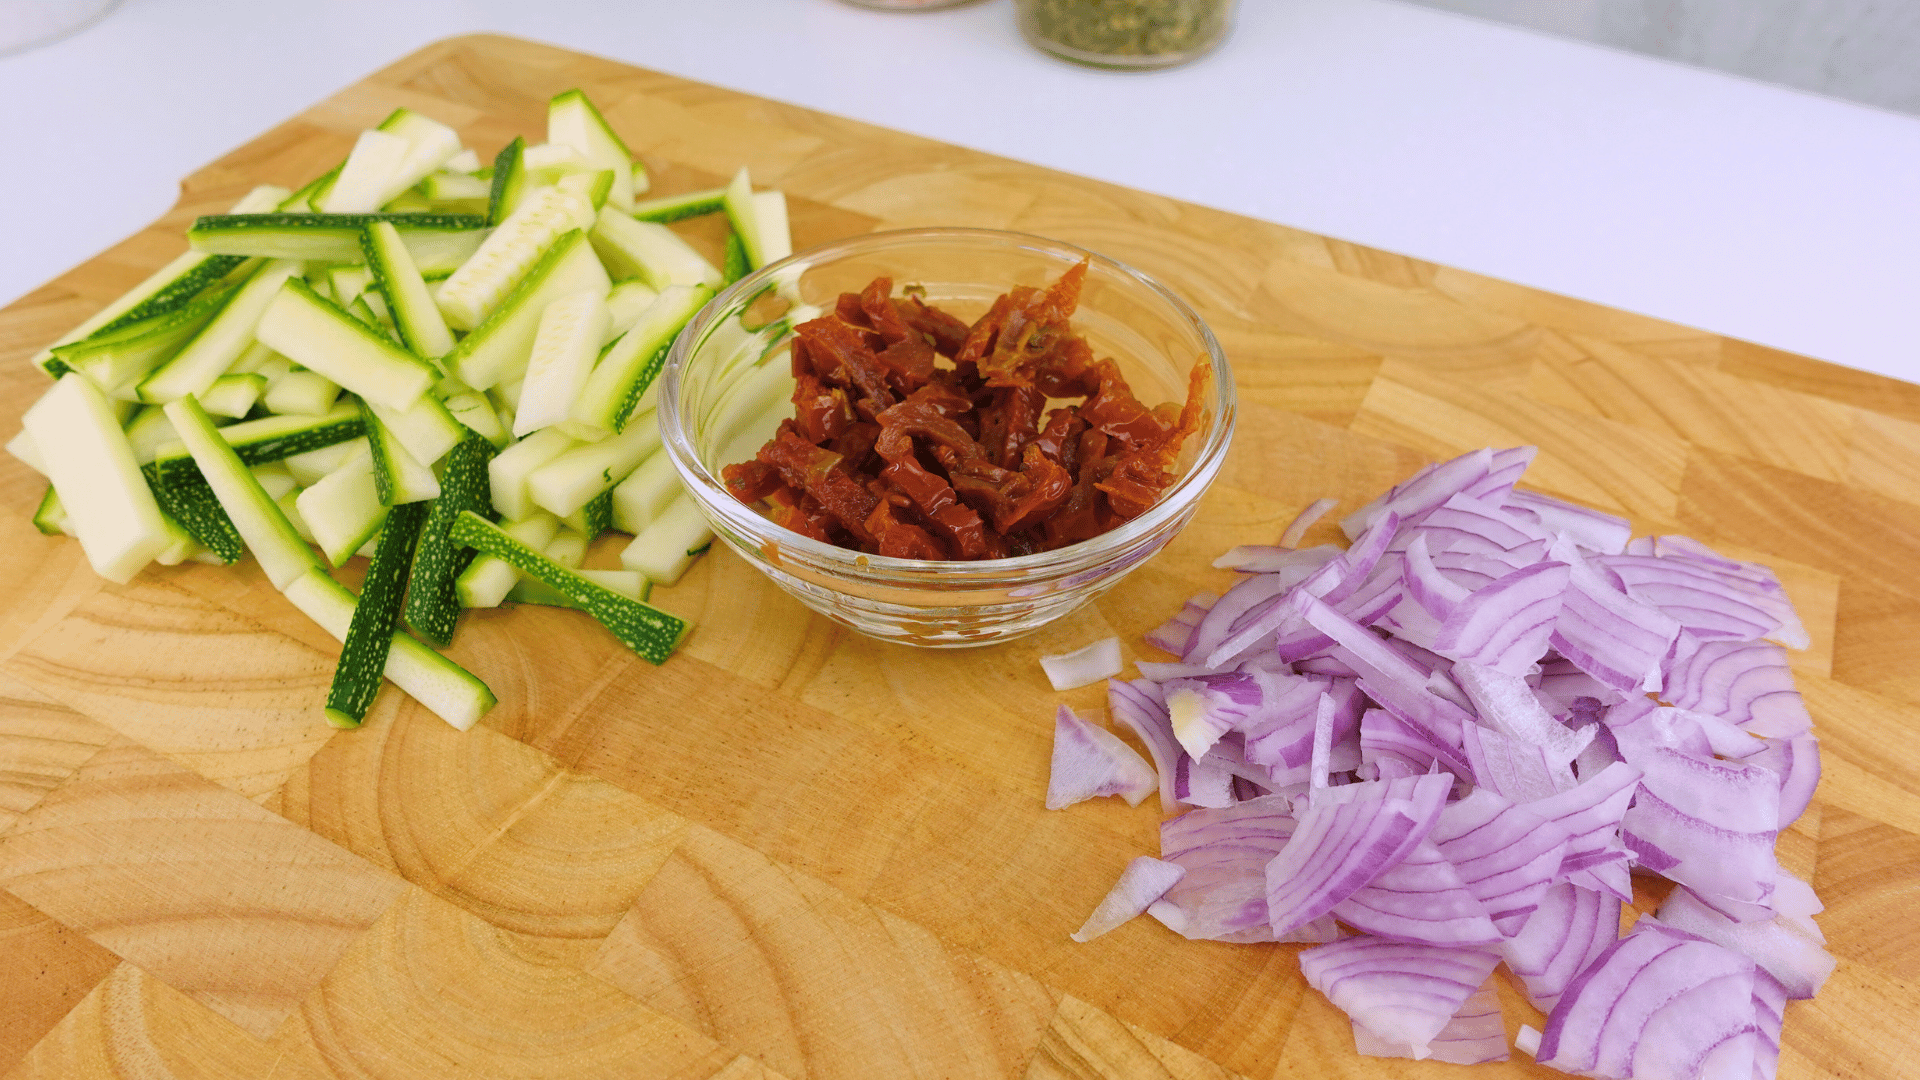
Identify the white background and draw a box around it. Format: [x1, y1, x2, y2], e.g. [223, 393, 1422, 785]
[4, 0, 1918, 382]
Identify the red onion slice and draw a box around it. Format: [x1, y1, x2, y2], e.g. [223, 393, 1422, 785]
[1430, 787, 1571, 935]
[1433, 561, 1572, 676]
[1540, 920, 1759, 1080]
[1047, 705, 1158, 810]
[1549, 536, 1681, 695]
[1654, 875, 1834, 999]
[1144, 592, 1216, 656]
[1455, 661, 1593, 769]
[1662, 638, 1814, 738]
[1331, 840, 1503, 946]
[1280, 497, 1339, 548]
[1499, 881, 1621, 1014]
[1505, 488, 1632, 555]
[1039, 636, 1124, 691]
[1071, 856, 1187, 942]
[1617, 744, 1781, 911]
[1460, 722, 1565, 803]
[1352, 984, 1509, 1064]
[1749, 735, 1820, 828]
[1210, 542, 1341, 575]
[1156, 795, 1308, 941]
[1751, 969, 1788, 1080]
[1108, 678, 1184, 812]
[1265, 773, 1452, 937]
[1299, 936, 1503, 1058]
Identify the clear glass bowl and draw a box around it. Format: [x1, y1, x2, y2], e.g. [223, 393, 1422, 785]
[658, 228, 1235, 648]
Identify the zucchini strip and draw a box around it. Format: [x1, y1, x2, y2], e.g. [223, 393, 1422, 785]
[324, 500, 429, 727]
[450, 510, 690, 664]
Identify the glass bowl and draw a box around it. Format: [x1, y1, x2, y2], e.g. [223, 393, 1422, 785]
[657, 228, 1235, 648]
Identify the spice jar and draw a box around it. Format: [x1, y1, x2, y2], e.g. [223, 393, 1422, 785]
[1016, 0, 1237, 70]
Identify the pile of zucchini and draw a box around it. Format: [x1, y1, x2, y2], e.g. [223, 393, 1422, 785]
[8, 90, 796, 732]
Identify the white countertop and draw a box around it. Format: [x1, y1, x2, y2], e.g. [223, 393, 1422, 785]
[5, 0, 1918, 383]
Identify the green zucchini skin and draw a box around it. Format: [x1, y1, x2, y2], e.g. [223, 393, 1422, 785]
[404, 434, 498, 646]
[143, 463, 243, 563]
[583, 488, 614, 537]
[325, 499, 430, 728]
[93, 255, 251, 338]
[630, 188, 726, 224]
[449, 510, 690, 664]
[722, 232, 749, 285]
[486, 137, 528, 226]
[152, 406, 366, 488]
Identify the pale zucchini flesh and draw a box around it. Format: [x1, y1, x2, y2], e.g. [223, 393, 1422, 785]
[161, 394, 320, 588]
[25, 375, 174, 583]
[255, 279, 437, 411]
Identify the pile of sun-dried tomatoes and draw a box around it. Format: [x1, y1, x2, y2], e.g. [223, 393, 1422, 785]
[723, 260, 1211, 560]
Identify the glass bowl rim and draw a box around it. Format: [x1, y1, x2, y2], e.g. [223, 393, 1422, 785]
[657, 226, 1237, 586]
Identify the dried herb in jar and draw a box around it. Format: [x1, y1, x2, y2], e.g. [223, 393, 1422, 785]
[1021, 0, 1233, 60]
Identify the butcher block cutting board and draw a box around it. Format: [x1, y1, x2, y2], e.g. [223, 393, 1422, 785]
[0, 33, 1914, 1080]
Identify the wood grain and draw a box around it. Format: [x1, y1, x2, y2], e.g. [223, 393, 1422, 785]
[0, 30, 1914, 1079]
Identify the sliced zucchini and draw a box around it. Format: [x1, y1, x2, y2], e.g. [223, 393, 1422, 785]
[144, 462, 243, 564]
[199, 372, 267, 418]
[321, 129, 412, 214]
[548, 88, 639, 211]
[23, 375, 174, 582]
[631, 186, 726, 224]
[28, 184, 284, 375]
[123, 406, 179, 466]
[588, 208, 722, 290]
[545, 528, 588, 569]
[255, 279, 438, 411]
[444, 391, 508, 450]
[452, 510, 690, 663]
[620, 492, 714, 587]
[604, 280, 659, 342]
[564, 284, 710, 442]
[285, 437, 362, 487]
[562, 488, 615, 538]
[489, 427, 576, 521]
[324, 499, 429, 727]
[722, 232, 749, 285]
[528, 420, 661, 520]
[363, 220, 455, 361]
[52, 283, 237, 396]
[294, 443, 389, 567]
[455, 513, 560, 608]
[435, 184, 595, 332]
[151, 402, 364, 487]
[444, 229, 611, 391]
[361, 401, 440, 506]
[250, 461, 298, 502]
[486, 136, 531, 226]
[5, 428, 47, 477]
[405, 434, 497, 645]
[32, 485, 68, 536]
[228, 339, 283, 375]
[611, 450, 682, 535]
[445, 148, 482, 174]
[513, 288, 610, 437]
[420, 170, 490, 211]
[263, 369, 341, 417]
[753, 189, 792, 266]
[328, 265, 373, 307]
[722, 167, 766, 270]
[161, 395, 319, 587]
[188, 212, 488, 274]
[282, 567, 496, 732]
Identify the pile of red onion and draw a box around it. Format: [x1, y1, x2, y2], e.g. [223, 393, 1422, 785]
[1046, 446, 1831, 1079]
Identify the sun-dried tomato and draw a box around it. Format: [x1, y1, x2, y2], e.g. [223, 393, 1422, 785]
[729, 267, 1208, 560]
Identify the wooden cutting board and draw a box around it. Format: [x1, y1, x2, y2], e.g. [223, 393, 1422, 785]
[0, 33, 1913, 1080]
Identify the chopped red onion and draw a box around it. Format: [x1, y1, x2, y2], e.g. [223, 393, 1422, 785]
[1749, 735, 1821, 828]
[1548, 536, 1681, 695]
[1299, 936, 1503, 1059]
[1043, 446, 1829, 1080]
[1618, 744, 1781, 911]
[1663, 638, 1814, 738]
[1265, 773, 1451, 937]
[1071, 856, 1187, 942]
[1654, 875, 1834, 998]
[1040, 636, 1124, 691]
[1539, 920, 1759, 1080]
[1505, 488, 1631, 555]
[1499, 882, 1621, 1014]
[1429, 788, 1570, 935]
[1330, 840, 1503, 946]
[1353, 984, 1509, 1064]
[1144, 592, 1216, 656]
[1280, 497, 1339, 548]
[1047, 705, 1158, 811]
